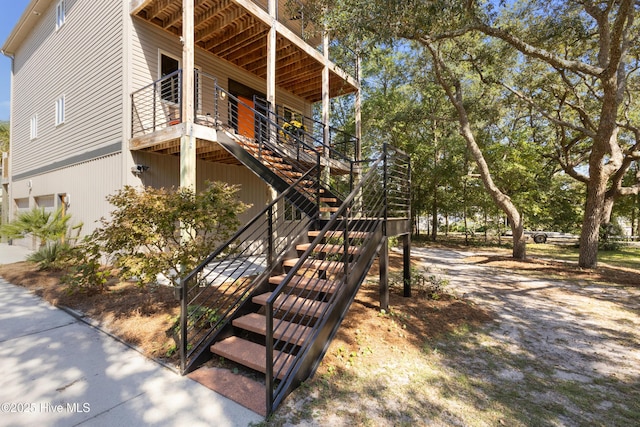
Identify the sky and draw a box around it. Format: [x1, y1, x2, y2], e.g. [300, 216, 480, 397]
[0, 1, 31, 122]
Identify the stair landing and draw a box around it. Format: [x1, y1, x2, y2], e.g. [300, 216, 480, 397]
[188, 366, 267, 416]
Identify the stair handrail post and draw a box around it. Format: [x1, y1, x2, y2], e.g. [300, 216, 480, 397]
[267, 204, 274, 266]
[214, 83, 219, 128]
[265, 299, 274, 416]
[152, 80, 157, 133]
[179, 276, 189, 373]
[383, 143, 389, 226]
[343, 212, 350, 279]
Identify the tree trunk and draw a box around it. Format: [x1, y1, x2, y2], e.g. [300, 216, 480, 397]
[431, 194, 438, 241]
[423, 39, 526, 259]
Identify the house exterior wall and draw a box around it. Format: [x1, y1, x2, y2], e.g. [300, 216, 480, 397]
[5, 0, 321, 248]
[7, 0, 125, 247]
[131, 150, 269, 224]
[11, 0, 124, 178]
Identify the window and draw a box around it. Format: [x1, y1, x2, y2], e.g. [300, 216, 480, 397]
[55, 95, 65, 126]
[56, 0, 66, 30]
[30, 115, 38, 140]
[284, 200, 303, 221]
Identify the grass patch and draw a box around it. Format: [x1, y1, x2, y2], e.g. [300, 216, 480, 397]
[523, 243, 640, 270]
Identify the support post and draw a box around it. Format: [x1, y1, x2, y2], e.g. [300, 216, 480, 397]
[180, 0, 196, 192]
[355, 53, 362, 162]
[379, 237, 389, 310]
[403, 233, 411, 297]
[267, 0, 277, 113]
[321, 30, 331, 204]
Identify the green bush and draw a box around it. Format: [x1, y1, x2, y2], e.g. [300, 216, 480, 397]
[0, 207, 71, 248]
[599, 222, 624, 251]
[61, 181, 248, 293]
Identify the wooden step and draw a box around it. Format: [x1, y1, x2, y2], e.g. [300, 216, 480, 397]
[319, 197, 338, 204]
[296, 243, 360, 255]
[268, 274, 339, 294]
[253, 292, 328, 318]
[308, 230, 370, 239]
[283, 258, 345, 275]
[233, 313, 312, 346]
[210, 336, 293, 380]
[279, 170, 304, 179]
[319, 206, 340, 213]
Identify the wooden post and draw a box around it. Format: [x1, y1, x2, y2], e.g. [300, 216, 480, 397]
[379, 237, 389, 310]
[181, 0, 196, 192]
[321, 30, 331, 206]
[267, 0, 277, 111]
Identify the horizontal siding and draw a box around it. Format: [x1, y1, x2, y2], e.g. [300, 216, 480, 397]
[10, 153, 123, 240]
[11, 0, 124, 176]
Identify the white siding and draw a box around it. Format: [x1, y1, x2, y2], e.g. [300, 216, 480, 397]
[11, 0, 124, 177]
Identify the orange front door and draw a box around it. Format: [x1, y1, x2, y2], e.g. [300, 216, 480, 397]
[237, 96, 255, 140]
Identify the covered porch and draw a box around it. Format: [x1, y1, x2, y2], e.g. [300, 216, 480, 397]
[128, 0, 360, 171]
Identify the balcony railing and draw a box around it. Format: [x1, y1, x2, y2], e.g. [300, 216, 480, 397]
[131, 70, 359, 163]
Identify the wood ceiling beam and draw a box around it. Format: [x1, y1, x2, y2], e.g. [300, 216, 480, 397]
[148, 0, 174, 20]
[195, 3, 245, 40]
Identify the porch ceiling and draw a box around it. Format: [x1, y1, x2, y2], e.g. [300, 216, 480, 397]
[132, 0, 357, 103]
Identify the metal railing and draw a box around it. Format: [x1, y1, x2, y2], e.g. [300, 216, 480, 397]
[179, 169, 319, 372]
[264, 143, 410, 414]
[131, 70, 182, 137]
[257, 97, 358, 162]
[130, 70, 358, 166]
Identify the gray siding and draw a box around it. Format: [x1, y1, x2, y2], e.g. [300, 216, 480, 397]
[11, 0, 124, 177]
[10, 152, 123, 248]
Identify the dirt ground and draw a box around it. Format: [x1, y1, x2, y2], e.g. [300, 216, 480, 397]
[1, 245, 639, 425]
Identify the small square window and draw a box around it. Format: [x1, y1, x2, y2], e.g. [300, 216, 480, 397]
[56, 0, 66, 30]
[55, 96, 65, 126]
[30, 115, 38, 140]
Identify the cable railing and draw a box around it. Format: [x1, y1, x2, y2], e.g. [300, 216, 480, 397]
[259, 97, 359, 163]
[131, 70, 182, 137]
[178, 168, 319, 372]
[264, 143, 408, 414]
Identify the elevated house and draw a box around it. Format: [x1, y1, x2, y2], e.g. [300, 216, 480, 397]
[2, 0, 411, 415]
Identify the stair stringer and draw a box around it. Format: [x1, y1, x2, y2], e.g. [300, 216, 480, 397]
[270, 220, 385, 411]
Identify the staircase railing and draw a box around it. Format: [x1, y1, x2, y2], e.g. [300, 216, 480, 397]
[255, 96, 358, 165]
[210, 79, 356, 203]
[264, 143, 410, 414]
[179, 168, 319, 373]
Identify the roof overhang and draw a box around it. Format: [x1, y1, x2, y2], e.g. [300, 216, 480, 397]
[2, 0, 54, 56]
[131, 0, 358, 103]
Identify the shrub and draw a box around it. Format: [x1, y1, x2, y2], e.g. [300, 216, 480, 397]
[0, 207, 71, 248]
[27, 240, 73, 271]
[61, 181, 248, 293]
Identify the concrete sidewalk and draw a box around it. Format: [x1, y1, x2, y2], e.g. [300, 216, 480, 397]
[0, 242, 33, 265]
[0, 245, 263, 426]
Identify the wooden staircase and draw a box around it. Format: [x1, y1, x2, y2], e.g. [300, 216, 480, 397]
[224, 134, 343, 216]
[209, 227, 362, 380]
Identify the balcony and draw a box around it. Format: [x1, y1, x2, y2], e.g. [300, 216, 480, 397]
[130, 70, 357, 169]
[130, 0, 357, 103]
